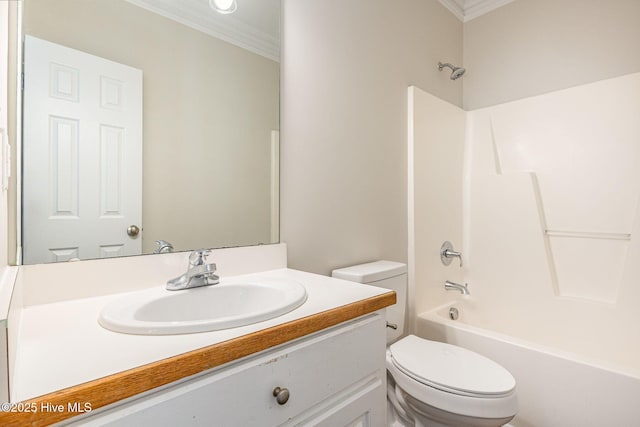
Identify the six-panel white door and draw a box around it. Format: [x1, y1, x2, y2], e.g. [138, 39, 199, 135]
[23, 36, 143, 264]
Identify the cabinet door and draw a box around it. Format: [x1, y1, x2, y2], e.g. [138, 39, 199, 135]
[63, 313, 386, 427]
[286, 376, 386, 427]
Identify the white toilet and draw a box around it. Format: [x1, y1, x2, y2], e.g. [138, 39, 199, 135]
[332, 261, 518, 427]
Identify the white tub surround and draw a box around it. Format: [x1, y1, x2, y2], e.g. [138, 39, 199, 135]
[408, 86, 466, 329]
[2, 244, 395, 426]
[463, 73, 640, 369]
[410, 74, 640, 426]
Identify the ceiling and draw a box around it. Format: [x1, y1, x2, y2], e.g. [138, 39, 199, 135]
[122, 0, 513, 62]
[124, 0, 280, 61]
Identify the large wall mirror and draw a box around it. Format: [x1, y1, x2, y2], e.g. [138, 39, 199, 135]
[18, 0, 280, 264]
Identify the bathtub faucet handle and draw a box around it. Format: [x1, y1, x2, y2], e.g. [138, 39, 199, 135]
[440, 241, 462, 267]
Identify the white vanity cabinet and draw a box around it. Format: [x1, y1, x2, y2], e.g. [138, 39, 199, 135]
[63, 313, 387, 427]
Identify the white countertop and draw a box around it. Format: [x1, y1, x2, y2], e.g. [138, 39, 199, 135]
[11, 268, 390, 401]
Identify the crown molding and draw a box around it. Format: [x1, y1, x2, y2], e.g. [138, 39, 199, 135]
[437, 0, 465, 21]
[124, 0, 279, 62]
[437, 0, 515, 22]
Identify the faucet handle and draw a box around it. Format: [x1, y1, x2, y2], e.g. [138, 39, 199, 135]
[189, 249, 212, 266]
[154, 240, 174, 254]
[440, 241, 463, 267]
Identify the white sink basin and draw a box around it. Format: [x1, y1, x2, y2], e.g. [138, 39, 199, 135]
[98, 278, 307, 335]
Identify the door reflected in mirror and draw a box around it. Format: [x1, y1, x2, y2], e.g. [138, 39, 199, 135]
[20, 0, 280, 264]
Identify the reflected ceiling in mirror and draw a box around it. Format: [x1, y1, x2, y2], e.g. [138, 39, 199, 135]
[20, 0, 280, 265]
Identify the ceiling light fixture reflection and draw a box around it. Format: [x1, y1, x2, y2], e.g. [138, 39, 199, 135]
[209, 0, 237, 14]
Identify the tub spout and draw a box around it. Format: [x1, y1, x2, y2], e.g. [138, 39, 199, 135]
[445, 280, 470, 295]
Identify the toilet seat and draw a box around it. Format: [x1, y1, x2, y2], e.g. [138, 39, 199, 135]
[386, 335, 518, 420]
[389, 335, 515, 398]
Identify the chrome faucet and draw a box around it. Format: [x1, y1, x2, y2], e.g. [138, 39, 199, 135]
[166, 249, 220, 291]
[445, 280, 470, 295]
[154, 240, 174, 254]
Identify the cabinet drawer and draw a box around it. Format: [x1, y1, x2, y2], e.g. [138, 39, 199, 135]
[67, 313, 386, 426]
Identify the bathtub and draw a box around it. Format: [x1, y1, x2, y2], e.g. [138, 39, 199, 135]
[415, 303, 640, 427]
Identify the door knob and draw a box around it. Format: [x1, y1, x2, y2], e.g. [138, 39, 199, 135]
[127, 225, 140, 237]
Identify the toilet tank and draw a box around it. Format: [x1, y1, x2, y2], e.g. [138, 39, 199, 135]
[332, 261, 407, 343]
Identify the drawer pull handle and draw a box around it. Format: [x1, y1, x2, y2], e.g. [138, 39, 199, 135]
[272, 386, 290, 405]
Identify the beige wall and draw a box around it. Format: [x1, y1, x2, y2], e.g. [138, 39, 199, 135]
[463, 0, 640, 109]
[280, 0, 463, 275]
[22, 0, 279, 257]
[0, 2, 8, 269]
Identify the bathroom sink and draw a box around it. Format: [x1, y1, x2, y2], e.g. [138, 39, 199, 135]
[98, 278, 307, 335]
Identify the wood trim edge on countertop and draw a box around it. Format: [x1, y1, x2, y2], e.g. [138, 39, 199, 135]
[0, 291, 395, 427]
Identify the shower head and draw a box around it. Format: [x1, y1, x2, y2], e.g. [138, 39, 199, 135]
[450, 67, 466, 80]
[438, 62, 466, 80]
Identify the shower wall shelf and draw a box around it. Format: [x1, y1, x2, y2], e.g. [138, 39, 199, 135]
[544, 230, 631, 241]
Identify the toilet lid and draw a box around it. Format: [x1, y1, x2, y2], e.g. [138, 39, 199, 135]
[389, 335, 516, 397]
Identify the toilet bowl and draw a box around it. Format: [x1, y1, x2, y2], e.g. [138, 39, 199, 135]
[332, 261, 518, 427]
[387, 335, 517, 427]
